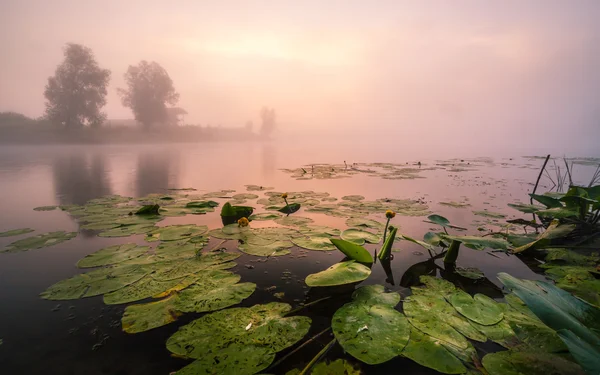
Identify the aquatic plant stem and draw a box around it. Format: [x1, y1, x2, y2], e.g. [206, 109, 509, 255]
[286, 296, 331, 316]
[443, 240, 461, 264]
[283, 197, 290, 215]
[299, 338, 337, 375]
[383, 217, 390, 243]
[531, 154, 551, 203]
[268, 327, 332, 370]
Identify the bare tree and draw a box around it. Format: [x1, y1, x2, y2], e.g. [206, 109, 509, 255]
[44, 43, 111, 128]
[118, 61, 179, 129]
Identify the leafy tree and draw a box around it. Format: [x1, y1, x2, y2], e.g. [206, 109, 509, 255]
[44, 43, 111, 128]
[118, 61, 179, 129]
[260, 107, 276, 137]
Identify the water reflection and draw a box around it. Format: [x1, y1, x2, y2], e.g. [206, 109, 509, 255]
[52, 152, 112, 205]
[261, 143, 276, 179]
[135, 150, 179, 196]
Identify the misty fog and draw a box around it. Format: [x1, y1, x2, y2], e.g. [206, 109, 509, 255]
[1, 0, 599, 155]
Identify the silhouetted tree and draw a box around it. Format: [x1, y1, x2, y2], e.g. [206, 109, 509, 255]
[260, 107, 276, 137]
[44, 43, 111, 129]
[118, 61, 179, 129]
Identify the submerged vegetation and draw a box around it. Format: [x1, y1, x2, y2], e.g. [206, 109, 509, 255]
[1, 156, 600, 374]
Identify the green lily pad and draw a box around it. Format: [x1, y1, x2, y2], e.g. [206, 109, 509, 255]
[482, 350, 585, 375]
[238, 240, 293, 257]
[455, 267, 485, 280]
[399, 234, 436, 252]
[544, 266, 600, 307]
[298, 225, 341, 237]
[311, 359, 361, 375]
[425, 214, 466, 230]
[232, 193, 259, 200]
[473, 210, 506, 219]
[274, 216, 314, 226]
[248, 212, 282, 221]
[332, 285, 410, 364]
[98, 224, 157, 238]
[536, 207, 579, 218]
[41, 264, 149, 300]
[145, 225, 208, 242]
[439, 234, 510, 250]
[245, 185, 274, 191]
[166, 303, 310, 374]
[305, 261, 371, 287]
[0, 228, 34, 237]
[276, 203, 301, 214]
[152, 252, 239, 280]
[330, 238, 373, 263]
[341, 195, 365, 201]
[507, 203, 544, 213]
[529, 194, 563, 208]
[345, 217, 384, 231]
[512, 220, 576, 253]
[122, 294, 182, 334]
[175, 271, 256, 313]
[103, 274, 196, 305]
[77, 243, 150, 268]
[439, 201, 471, 209]
[33, 205, 57, 211]
[341, 228, 380, 245]
[1, 231, 77, 253]
[447, 291, 504, 325]
[401, 328, 466, 374]
[291, 234, 337, 251]
[135, 204, 160, 215]
[81, 221, 121, 230]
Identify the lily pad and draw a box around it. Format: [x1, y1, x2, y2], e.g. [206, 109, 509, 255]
[122, 294, 182, 334]
[330, 238, 373, 263]
[0, 228, 34, 237]
[341, 228, 380, 245]
[482, 350, 585, 375]
[239, 240, 293, 257]
[291, 234, 337, 251]
[473, 210, 506, 219]
[103, 274, 196, 305]
[455, 267, 485, 280]
[166, 303, 310, 374]
[332, 285, 410, 364]
[401, 328, 466, 374]
[439, 234, 510, 250]
[276, 203, 301, 214]
[175, 271, 256, 313]
[305, 261, 371, 287]
[507, 203, 544, 214]
[311, 359, 361, 375]
[439, 201, 471, 209]
[245, 185, 274, 191]
[41, 264, 149, 300]
[1, 231, 77, 253]
[98, 224, 157, 238]
[512, 220, 576, 253]
[248, 212, 282, 221]
[145, 225, 208, 242]
[33, 205, 58, 211]
[447, 291, 504, 325]
[345, 217, 384, 231]
[77, 243, 150, 268]
[341, 195, 365, 201]
[274, 216, 314, 226]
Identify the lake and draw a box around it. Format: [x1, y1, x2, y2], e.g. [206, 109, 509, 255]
[0, 142, 597, 375]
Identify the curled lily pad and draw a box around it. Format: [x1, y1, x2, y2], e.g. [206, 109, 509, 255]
[1, 231, 77, 253]
[0, 228, 34, 237]
[401, 328, 466, 374]
[482, 350, 585, 375]
[306, 261, 371, 287]
[145, 225, 208, 242]
[332, 285, 410, 364]
[330, 239, 373, 263]
[341, 229, 380, 245]
[447, 290, 504, 325]
[238, 240, 293, 257]
[291, 234, 337, 251]
[166, 303, 310, 374]
[439, 234, 510, 251]
[77, 243, 150, 268]
[511, 220, 576, 253]
[41, 264, 149, 300]
[122, 295, 182, 334]
[276, 203, 301, 214]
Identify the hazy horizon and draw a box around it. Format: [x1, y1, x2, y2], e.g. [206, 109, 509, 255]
[1, 0, 599, 154]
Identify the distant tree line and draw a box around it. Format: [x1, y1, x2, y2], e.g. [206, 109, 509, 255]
[32, 43, 277, 136]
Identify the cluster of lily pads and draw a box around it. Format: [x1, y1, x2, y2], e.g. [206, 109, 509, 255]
[2, 175, 599, 374]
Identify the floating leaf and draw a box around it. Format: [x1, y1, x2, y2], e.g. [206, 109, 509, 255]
[276, 203, 301, 214]
[305, 261, 371, 287]
[455, 267, 485, 280]
[447, 290, 504, 325]
[341, 195, 365, 201]
[122, 295, 182, 334]
[274, 216, 314, 226]
[482, 350, 585, 375]
[473, 210, 506, 219]
[291, 234, 337, 251]
[33, 205, 57, 211]
[98, 224, 157, 238]
[341, 228, 380, 245]
[332, 285, 410, 364]
[238, 240, 293, 257]
[1, 231, 77, 253]
[41, 265, 149, 300]
[135, 204, 160, 215]
[536, 207, 579, 218]
[311, 359, 361, 375]
[427, 214, 450, 226]
[529, 194, 564, 208]
[166, 303, 310, 374]
[145, 225, 208, 242]
[249, 212, 282, 221]
[439, 234, 509, 251]
[345, 217, 384, 231]
[103, 274, 196, 305]
[0, 228, 34, 237]
[507, 203, 544, 213]
[77, 243, 150, 268]
[401, 328, 466, 374]
[330, 238, 373, 263]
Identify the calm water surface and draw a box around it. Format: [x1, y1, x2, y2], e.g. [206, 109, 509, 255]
[0, 143, 595, 375]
